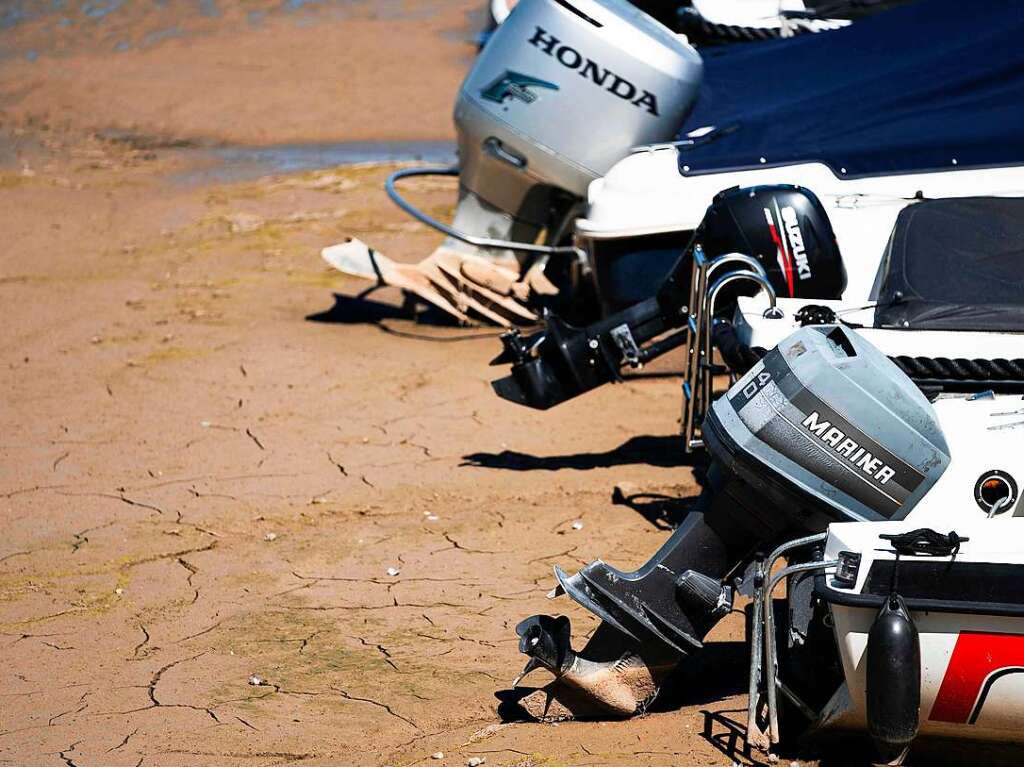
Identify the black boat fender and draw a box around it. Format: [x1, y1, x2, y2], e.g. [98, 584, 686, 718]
[865, 593, 920, 763]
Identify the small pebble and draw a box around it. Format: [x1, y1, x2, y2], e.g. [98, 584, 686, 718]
[467, 758, 486, 766]
[226, 212, 264, 234]
[114, 587, 124, 595]
[431, 753, 443, 760]
[571, 520, 584, 530]
[426, 514, 439, 522]
[263, 532, 277, 541]
[768, 755, 779, 764]
[248, 674, 265, 686]
[386, 567, 401, 577]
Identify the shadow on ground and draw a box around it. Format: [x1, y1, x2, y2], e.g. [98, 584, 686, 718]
[308, 291, 514, 345]
[493, 640, 749, 724]
[306, 290, 418, 325]
[612, 487, 701, 530]
[462, 434, 701, 472]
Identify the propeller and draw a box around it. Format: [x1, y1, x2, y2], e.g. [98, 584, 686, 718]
[512, 614, 575, 686]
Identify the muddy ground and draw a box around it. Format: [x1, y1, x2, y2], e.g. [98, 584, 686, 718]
[0, 3, 767, 766]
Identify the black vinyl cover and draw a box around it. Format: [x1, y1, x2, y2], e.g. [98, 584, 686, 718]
[875, 198, 1024, 333]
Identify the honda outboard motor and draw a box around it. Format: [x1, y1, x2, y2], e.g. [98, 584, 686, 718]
[515, 326, 949, 710]
[389, 0, 703, 266]
[493, 185, 844, 409]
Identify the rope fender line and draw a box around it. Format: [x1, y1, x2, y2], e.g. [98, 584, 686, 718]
[712, 323, 1024, 383]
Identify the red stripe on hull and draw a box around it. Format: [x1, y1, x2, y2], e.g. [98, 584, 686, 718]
[929, 631, 1024, 724]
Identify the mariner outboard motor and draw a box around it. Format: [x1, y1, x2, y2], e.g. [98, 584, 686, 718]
[387, 0, 702, 288]
[493, 184, 845, 409]
[513, 324, 949, 718]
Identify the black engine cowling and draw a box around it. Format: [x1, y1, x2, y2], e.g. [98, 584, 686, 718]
[697, 184, 846, 301]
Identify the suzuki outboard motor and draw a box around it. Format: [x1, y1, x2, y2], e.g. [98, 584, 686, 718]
[389, 0, 702, 267]
[513, 325, 949, 715]
[493, 185, 845, 408]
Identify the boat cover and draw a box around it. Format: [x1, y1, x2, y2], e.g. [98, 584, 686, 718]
[874, 198, 1024, 333]
[677, 0, 1024, 178]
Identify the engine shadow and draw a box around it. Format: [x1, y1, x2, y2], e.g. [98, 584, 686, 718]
[700, 707, 767, 766]
[494, 640, 749, 724]
[307, 290, 414, 324]
[494, 686, 547, 723]
[611, 486, 701, 530]
[701, 705, 901, 766]
[307, 291, 523, 347]
[306, 290, 466, 328]
[653, 640, 749, 711]
[462, 434, 701, 472]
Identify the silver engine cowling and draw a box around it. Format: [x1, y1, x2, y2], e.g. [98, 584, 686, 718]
[451, 0, 702, 260]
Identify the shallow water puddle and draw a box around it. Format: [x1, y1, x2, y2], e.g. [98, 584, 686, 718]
[168, 140, 457, 185]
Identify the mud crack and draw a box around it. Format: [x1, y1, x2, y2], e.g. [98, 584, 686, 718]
[431, 532, 503, 556]
[349, 635, 399, 671]
[527, 545, 579, 565]
[71, 521, 116, 554]
[49, 691, 90, 726]
[0, 550, 30, 565]
[244, 427, 266, 451]
[115, 653, 220, 723]
[177, 557, 200, 604]
[131, 625, 150, 660]
[58, 740, 83, 767]
[176, 618, 225, 644]
[332, 687, 418, 729]
[53, 451, 70, 472]
[326, 451, 348, 477]
[107, 727, 139, 752]
[58, 490, 166, 516]
[0, 483, 70, 499]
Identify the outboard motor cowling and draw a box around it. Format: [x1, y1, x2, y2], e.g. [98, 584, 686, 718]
[697, 185, 846, 300]
[453, 0, 703, 260]
[704, 324, 949, 528]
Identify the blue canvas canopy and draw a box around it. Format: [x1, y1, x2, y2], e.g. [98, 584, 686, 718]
[677, 0, 1024, 178]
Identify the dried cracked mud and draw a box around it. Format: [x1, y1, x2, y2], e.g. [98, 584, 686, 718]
[1, 3, 768, 766]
